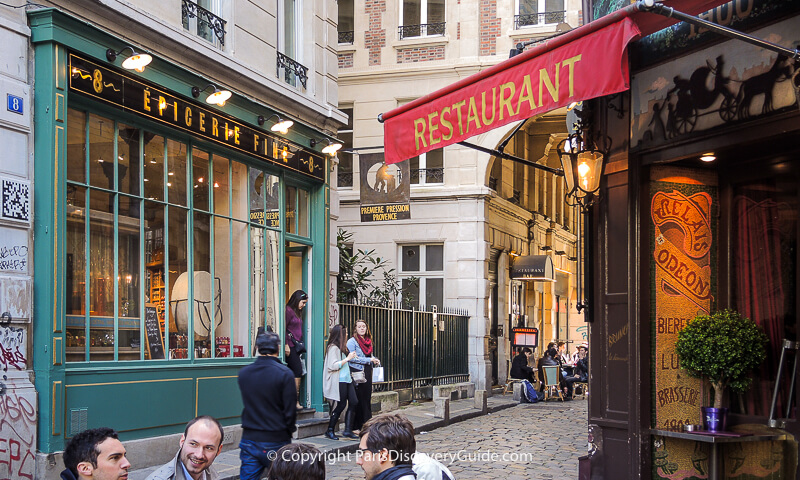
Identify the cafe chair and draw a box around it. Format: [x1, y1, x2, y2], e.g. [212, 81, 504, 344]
[573, 381, 588, 400]
[542, 365, 564, 402]
[502, 361, 520, 395]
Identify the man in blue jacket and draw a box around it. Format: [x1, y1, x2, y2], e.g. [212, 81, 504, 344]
[237, 331, 297, 480]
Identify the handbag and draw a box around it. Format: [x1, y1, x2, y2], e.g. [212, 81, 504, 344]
[372, 366, 385, 383]
[351, 370, 367, 384]
[288, 332, 306, 354]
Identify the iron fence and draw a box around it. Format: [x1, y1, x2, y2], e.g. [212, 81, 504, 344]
[338, 303, 470, 400]
[514, 10, 565, 29]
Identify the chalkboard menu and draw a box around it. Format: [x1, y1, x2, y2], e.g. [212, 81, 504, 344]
[144, 304, 165, 359]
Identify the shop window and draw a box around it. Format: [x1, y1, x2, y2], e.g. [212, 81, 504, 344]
[409, 148, 444, 185]
[515, 0, 564, 29]
[730, 164, 798, 417]
[285, 185, 310, 237]
[338, 0, 354, 44]
[400, 244, 444, 309]
[400, 0, 445, 39]
[65, 108, 282, 362]
[182, 0, 227, 48]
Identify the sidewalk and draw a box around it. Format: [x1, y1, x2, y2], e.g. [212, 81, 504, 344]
[128, 393, 520, 480]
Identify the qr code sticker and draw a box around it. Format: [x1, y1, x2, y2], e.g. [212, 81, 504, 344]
[2, 178, 30, 223]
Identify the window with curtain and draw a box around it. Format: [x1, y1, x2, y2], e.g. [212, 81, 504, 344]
[729, 159, 797, 417]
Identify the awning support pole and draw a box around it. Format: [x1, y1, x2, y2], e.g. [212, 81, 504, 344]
[641, 1, 800, 60]
[457, 141, 564, 176]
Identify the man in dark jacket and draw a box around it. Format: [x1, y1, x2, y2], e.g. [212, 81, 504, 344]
[237, 331, 297, 480]
[60, 427, 130, 480]
[510, 347, 535, 382]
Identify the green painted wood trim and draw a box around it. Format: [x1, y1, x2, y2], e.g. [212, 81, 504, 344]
[32, 39, 67, 453]
[27, 8, 334, 150]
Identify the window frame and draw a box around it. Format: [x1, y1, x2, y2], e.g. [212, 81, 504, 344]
[398, 243, 445, 309]
[514, 0, 565, 29]
[399, 0, 446, 39]
[64, 102, 290, 366]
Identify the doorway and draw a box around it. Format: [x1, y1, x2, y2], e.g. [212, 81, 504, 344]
[285, 241, 309, 406]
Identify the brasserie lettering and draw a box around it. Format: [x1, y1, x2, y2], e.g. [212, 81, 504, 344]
[657, 386, 699, 407]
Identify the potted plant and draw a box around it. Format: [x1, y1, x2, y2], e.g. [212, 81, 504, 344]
[674, 309, 768, 431]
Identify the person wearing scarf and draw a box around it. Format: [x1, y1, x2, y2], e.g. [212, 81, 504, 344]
[347, 319, 381, 433]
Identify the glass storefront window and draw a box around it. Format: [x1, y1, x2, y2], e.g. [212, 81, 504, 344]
[65, 107, 293, 363]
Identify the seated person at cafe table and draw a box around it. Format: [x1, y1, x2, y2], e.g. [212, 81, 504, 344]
[564, 345, 589, 398]
[510, 347, 535, 383]
[538, 347, 562, 393]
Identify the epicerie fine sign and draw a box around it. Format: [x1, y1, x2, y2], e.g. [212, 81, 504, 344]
[68, 54, 325, 181]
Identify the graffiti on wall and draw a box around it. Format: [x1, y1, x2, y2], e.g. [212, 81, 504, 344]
[328, 285, 338, 329]
[0, 323, 34, 479]
[0, 326, 25, 379]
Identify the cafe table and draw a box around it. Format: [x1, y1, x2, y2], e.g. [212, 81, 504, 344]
[650, 428, 788, 480]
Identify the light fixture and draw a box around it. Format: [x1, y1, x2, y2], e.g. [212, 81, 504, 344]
[191, 83, 232, 106]
[258, 114, 294, 134]
[540, 245, 553, 252]
[310, 138, 343, 156]
[700, 152, 716, 162]
[106, 46, 153, 72]
[555, 250, 566, 256]
[557, 102, 609, 211]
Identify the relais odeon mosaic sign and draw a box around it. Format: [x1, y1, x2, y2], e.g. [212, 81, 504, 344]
[68, 54, 326, 181]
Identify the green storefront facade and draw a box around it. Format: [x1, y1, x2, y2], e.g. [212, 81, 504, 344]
[29, 8, 333, 456]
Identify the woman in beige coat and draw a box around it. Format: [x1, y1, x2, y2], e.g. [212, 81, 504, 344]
[322, 325, 357, 440]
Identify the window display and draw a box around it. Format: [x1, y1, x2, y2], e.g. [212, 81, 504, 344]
[65, 107, 286, 362]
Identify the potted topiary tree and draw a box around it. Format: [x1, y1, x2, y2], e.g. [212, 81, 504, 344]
[674, 309, 768, 431]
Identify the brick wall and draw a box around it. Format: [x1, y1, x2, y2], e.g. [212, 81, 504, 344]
[397, 45, 445, 63]
[479, 0, 500, 56]
[338, 53, 354, 69]
[365, 0, 386, 65]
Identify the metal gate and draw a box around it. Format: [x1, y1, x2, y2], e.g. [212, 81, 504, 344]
[338, 303, 470, 400]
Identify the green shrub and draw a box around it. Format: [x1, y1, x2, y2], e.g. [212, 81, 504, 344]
[674, 309, 768, 408]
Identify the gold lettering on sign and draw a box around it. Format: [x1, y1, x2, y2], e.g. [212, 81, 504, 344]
[651, 191, 712, 258]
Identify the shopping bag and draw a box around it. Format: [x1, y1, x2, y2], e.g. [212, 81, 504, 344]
[372, 366, 384, 383]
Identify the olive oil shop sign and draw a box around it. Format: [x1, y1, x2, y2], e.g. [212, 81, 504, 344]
[68, 54, 325, 182]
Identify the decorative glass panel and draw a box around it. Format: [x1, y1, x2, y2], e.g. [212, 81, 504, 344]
[213, 155, 230, 216]
[88, 114, 115, 189]
[88, 189, 115, 361]
[286, 186, 297, 234]
[167, 206, 189, 358]
[298, 188, 309, 237]
[144, 135, 165, 202]
[232, 160, 248, 221]
[168, 140, 188, 207]
[117, 124, 140, 196]
[193, 149, 210, 211]
[118, 195, 141, 358]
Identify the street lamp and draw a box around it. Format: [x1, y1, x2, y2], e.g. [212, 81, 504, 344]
[557, 102, 609, 210]
[557, 102, 609, 318]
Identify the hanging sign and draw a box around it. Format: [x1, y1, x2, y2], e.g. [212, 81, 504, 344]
[68, 53, 325, 181]
[359, 153, 411, 222]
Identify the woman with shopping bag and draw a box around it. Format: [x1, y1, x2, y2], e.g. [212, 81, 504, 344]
[347, 319, 381, 433]
[323, 324, 358, 440]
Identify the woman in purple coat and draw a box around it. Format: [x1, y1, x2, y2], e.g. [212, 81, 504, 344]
[285, 290, 308, 410]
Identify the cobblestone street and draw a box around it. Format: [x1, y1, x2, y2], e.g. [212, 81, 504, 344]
[326, 399, 589, 479]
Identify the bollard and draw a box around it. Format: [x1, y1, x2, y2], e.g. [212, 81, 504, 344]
[474, 389, 488, 412]
[434, 397, 450, 423]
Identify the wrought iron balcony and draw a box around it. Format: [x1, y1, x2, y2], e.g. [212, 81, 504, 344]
[277, 52, 309, 89]
[411, 168, 444, 184]
[338, 31, 355, 44]
[182, 0, 227, 46]
[398, 22, 446, 40]
[514, 10, 565, 29]
[338, 171, 354, 187]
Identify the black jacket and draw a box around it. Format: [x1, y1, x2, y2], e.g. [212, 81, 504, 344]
[238, 355, 297, 442]
[510, 353, 533, 380]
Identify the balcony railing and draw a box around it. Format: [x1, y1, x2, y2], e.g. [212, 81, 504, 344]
[338, 31, 355, 44]
[514, 10, 565, 29]
[277, 52, 309, 89]
[182, 0, 227, 46]
[398, 22, 446, 40]
[411, 168, 444, 184]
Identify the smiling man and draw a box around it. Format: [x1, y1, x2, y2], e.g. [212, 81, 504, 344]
[146, 416, 224, 480]
[60, 427, 131, 480]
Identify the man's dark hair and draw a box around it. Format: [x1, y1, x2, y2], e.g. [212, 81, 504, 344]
[546, 342, 555, 350]
[521, 347, 532, 354]
[183, 415, 224, 447]
[359, 414, 416, 466]
[547, 347, 558, 358]
[268, 443, 325, 480]
[63, 427, 119, 477]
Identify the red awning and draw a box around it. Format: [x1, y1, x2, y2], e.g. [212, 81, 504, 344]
[380, 0, 732, 165]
